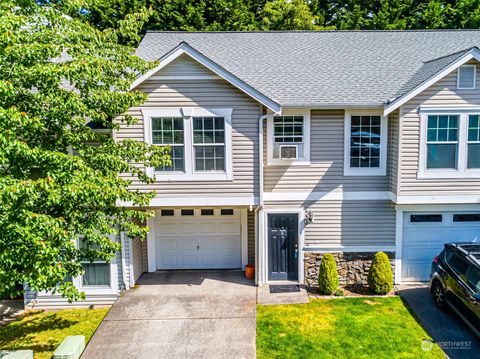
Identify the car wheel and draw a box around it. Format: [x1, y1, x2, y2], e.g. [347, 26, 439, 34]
[432, 280, 447, 310]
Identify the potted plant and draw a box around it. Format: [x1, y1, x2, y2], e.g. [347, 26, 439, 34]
[245, 258, 255, 280]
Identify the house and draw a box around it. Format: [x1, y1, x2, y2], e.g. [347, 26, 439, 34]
[26, 30, 480, 308]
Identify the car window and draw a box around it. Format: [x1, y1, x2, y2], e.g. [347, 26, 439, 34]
[447, 255, 469, 281]
[467, 267, 480, 294]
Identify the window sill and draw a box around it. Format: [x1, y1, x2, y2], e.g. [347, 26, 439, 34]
[417, 170, 480, 179]
[152, 172, 233, 182]
[267, 159, 311, 167]
[79, 285, 117, 295]
[343, 168, 387, 176]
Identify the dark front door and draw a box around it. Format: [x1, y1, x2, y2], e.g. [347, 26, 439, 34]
[268, 213, 298, 281]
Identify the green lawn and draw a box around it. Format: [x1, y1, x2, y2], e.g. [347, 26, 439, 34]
[0, 307, 109, 359]
[257, 297, 444, 359]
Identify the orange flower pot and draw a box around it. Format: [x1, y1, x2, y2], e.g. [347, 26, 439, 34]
[245, 264, 255, 280]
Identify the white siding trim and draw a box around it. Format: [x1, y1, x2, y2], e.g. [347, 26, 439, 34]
[130, 42, 281, 113]
[394, 208, 403, 284]
[149, 75, 222, 80]
[264, 191, 394, 202]
[344, 110, 388, 176]
[241, 208, 248, 270]
[146, 217, 156, 272]
[384, 48, 480, 116]
[396, 194, 480, 205]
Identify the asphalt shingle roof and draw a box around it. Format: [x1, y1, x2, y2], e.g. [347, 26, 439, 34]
[136, 31, 480, 107]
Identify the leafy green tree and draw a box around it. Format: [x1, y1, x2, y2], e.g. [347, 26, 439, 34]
[261, 0, 319, 30]
[0, 0, 168, 301]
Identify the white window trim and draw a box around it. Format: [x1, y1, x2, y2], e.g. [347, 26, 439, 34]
[418, 111, 480, 179]
[73, 235, 119, 295]
[457, 64, 476, 90]
[143, 107, 233, 181]
[266, 109, 311, 166]
[343, 110, 388, 176]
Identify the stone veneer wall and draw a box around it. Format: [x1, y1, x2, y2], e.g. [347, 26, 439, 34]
[304, 252, 395, 288]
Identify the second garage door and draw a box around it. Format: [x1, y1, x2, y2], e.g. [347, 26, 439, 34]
[155, 208, 242, 270]
[402, 211, 480, 281]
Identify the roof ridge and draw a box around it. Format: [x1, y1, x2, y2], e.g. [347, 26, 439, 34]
[145, 29, 480, 34]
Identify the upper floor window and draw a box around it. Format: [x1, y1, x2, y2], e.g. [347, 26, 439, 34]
[143, 108, 233, 181]
[267, 109, 310, 165]
[344, 111, 387, 176]
[457, 65, 476, 89]
[419, 111, 480, 178]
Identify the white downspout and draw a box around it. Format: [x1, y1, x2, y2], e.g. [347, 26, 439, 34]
[257, 114, 270, 286]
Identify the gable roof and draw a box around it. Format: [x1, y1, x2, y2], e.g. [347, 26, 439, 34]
[136, 30, 480, 110]
[131, 42, 281, 112]
[384, 47, 480, 115]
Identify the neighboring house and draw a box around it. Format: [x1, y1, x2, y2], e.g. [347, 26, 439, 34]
[26, 30, 480, 308]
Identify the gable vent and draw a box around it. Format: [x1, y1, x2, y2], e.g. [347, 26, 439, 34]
[458, 65, 476, 89]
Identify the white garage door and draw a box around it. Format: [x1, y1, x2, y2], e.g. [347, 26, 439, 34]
[402, 211, 480, 281]
[155, 208, 241, 270]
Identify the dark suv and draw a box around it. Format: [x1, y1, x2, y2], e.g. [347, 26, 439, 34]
[430, 243, 480, 337]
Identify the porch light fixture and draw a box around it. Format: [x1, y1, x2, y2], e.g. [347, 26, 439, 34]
[304, 209, 314, 224]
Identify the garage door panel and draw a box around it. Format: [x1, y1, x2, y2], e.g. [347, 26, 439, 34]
[403, 211, 480, 281]
[155, 209, 242, 270]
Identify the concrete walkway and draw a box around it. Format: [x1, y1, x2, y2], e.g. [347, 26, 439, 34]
[398, 283, 480, 359]
[82, 271, 256, 359]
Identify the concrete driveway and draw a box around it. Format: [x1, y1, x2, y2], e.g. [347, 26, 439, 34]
[82, 271, 256, 359]
[398, 284, 480, 359]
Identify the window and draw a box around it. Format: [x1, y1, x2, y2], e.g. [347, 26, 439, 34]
[161, 209, 174, 216]
[79, 240, 110, 287]
[467, 115, 480, 168]
[201, 209, 214, 216]
[457, 65, 476, 89]
[410, 214, 442, 223]
[453, 213, 480, 222]
[447, 255, 469, 280]
[181, 209, 194, 216]
[152, 117, 184, 172]
[426, 115, 458, 169]
[143, 108, 233, 181]
[344, 111, 387, 176]
[193, 117, 225, 171]
[467, 267, 480, 293]
[267, 110, 310, 165]
[221, 209, 234, 215]
[419, 111, 480, 178]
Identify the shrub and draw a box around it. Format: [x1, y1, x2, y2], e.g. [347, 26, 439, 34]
[368, 252, 393, 294]
[318, 253, 339, 295]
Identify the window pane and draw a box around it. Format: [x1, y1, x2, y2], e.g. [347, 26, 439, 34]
[447, 255, 469, 279]
[201, 209, 214, 216]
[458, 65, 476, 88]
[194, 145, 225, 171]
[181, 209, 194, 216]
[410, 214, 442, 223]
[221, 209, 234, 215]
[349, 115, 381, 168]
[152, 117, 183, 145]
[468, 144, 480, 168]
[453, 213, 480, 222]
[193, 117, 225, 144]
[156, 146, 184, 172]
[161, 209, 174, 216]
[427, 144, 457, 169]
[82, 263, 110, 286]
[467, 267, 480, 294]
[273, 116, 304, 157]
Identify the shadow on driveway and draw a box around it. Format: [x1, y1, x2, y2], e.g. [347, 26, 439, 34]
[398, 284, 480, 359]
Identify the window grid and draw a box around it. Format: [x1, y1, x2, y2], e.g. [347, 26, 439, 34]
[350, 115, 381, 168]
[79, 239, 110, 287]
[152, 117, 184, 172]
[193, 117, 225, 172]
[426, 115, 459, 170]
[467, 115, 480, 169]
[273, 116, 304, 143]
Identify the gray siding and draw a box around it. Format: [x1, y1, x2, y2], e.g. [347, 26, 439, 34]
[399, 61, 480, 194]
[247, 209, 255, 262]
[264, 110, 389, 192]
[116, 55, 260, 198]
[132, 236, 147, 283]
[264, 200, 395, 248]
